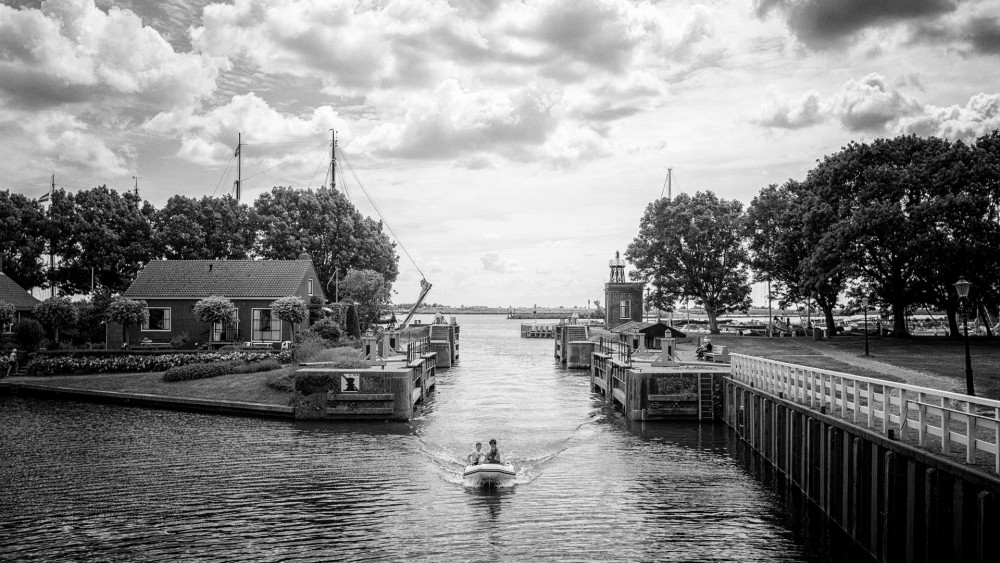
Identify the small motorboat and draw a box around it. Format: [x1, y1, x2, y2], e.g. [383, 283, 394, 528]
[463, 462, 516, 486]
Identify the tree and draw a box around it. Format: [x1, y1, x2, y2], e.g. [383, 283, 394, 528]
[105, 296, 148, 347]
[344, 302, 361, 339]
[49, 186, 157, 295]
[0, 190, 47, 290]
[154, 195, 257, 260]
[193, 296, 238, 342]
[270, 295, 308, 338]
[626, 191, 752, 333]
[253, 186, 399, 290]
[33, 296, 78, 345]
[340, 268, 392, 331]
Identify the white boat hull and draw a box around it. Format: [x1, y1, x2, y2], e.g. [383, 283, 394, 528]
[463, 463, 516, 486]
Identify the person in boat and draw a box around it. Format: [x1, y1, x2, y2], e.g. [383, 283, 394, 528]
[696, 338, 713, 360]
[468, 442, 485, 465]
[484, 439, 501, 464]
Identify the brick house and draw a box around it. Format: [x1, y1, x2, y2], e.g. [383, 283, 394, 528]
[109, 255, 326, 349]
[0, 272, 41, 334]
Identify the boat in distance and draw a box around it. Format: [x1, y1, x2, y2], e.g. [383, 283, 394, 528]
[463, 462, 516, 486]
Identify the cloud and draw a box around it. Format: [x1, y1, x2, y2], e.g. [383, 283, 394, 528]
[144, 92, 346, 166]
[481, 252, 523, 273]
[833, 73, 924, 132]
[0, 109, 129, 175]
[754, 0, 957, 48]
[898, 92, 1000, 138]
[753, 90, 827, 129]
[0, 0, 225, 111]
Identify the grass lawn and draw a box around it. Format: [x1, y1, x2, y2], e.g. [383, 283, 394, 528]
[15, 369, 293, 406]
[823, 335, 1000, 399]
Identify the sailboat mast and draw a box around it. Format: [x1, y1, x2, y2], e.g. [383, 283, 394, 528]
[667, 168, 672, 200]
[235, 132, 242, 201]
[330, 129, 337, 191]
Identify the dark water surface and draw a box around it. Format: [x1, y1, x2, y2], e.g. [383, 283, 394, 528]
[2, 315, 821, 561]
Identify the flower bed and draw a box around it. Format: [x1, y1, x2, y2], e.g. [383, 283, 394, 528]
[24, 351, 292, 377]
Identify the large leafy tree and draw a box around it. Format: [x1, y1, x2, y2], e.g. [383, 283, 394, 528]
[253, 187, 399, 290]
[154, 195, 257, 260]
[340, 268, 392, 331]
[746, 181, 849, 335]
[627, 191, 752, 333]
[49, 186, 157, 295]
[0, 190, 47, 289]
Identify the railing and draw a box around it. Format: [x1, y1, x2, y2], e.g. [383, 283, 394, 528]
[730, 353, 1000, 475]
[597, 336, 631, 367]
[406, 336, 431, 364]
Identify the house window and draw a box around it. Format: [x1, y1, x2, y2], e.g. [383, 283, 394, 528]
[142, 308, 171, 331]
[252, 308, 281, 341]
[1, 319, 12, 334]
[212, 313, 239, 342]
[620, 299, 631, 320]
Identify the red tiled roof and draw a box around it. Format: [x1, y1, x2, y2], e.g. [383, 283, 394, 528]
[124, 260, 321, 299]
[0, 272, 41, 310]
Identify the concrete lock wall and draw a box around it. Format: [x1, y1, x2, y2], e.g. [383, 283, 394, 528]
[294, 361, 432, 421]
[725, 379, 1000, 563]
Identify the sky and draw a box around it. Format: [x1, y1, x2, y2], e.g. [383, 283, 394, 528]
[2, 0, 999, 309]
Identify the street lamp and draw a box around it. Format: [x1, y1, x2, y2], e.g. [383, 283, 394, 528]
[861, 297, 870, 356]
[955, 279, 974, 396]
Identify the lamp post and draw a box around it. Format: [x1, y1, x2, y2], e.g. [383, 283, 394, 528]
[955, 279, 974, 396]
[861, 297, 870, 357]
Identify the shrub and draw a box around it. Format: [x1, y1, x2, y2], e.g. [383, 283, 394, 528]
[170, 332, 189, 349]
[162, 357, 284, 382]
[265, 370, 296, 392]
[14, 319, 46, 351]
[293, 333, 329, 363]
[305, 317, 342, 342]
[25, 350, 292, 377]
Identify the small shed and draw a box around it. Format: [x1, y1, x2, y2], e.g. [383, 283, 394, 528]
[610, 321, 686, 350]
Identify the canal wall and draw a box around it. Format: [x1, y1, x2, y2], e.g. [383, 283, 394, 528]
[293, 351, 436, 421]
[725, 354, 1000, 563]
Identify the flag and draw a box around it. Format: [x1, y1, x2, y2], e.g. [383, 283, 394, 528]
[38, 192, 50, 202]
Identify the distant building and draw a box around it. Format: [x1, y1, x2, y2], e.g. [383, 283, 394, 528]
[604, 251, 643, 329]
[0, 272, 41, 333]
[110, 254, 326, 348]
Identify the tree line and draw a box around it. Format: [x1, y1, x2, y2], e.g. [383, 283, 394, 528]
[626, 132, 1000, 337]
[0, 185, 399, 297]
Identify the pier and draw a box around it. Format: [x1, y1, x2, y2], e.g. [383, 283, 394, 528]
[521, 323, 555, 338]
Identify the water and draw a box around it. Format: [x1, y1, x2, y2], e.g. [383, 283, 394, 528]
[1, 314, 821, 561]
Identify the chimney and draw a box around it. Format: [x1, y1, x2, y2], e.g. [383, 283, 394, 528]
[298, 252, 311, 261]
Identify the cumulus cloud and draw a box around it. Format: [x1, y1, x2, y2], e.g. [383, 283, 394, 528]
[832, 73, 924, 131]
[899, 92, 1000, 138]
[481, 252, 523, 273]
[144, 92, 346, 166]
[0, 109, 129, 175]
[0, 0, 225, 111]
[753, 90, 827, 129]
[754, 0, 956, 48]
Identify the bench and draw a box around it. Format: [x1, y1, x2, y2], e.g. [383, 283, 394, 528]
[243, 342, 276, 350]
[703, 345, 729, 363]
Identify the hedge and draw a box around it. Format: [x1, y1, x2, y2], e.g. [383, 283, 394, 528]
[163, 358, 284, 382]
[25, 351, 292, 377]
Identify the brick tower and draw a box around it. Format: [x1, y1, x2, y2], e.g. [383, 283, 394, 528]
[604, 251, 643, 328]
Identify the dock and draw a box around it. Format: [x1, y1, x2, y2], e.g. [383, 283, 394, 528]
[521, 323, 555, 338]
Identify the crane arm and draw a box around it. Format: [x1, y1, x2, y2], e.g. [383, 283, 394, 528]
[398, 278, 432, 329]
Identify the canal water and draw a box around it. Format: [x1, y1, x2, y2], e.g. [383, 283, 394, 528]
[2, 314, 826, 561]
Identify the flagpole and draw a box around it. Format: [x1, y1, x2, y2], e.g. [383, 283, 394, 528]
[49, 174, 55, 297]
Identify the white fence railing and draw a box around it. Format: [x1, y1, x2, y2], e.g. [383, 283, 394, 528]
[730, 354, 1000, 475]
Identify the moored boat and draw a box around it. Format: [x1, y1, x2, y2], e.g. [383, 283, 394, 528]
[463, 462, 516, 486]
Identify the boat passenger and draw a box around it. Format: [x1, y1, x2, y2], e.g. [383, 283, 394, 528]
[468, 442, 485, 465]
[696, 338, 713, 360]
[484, 439, 501, 464]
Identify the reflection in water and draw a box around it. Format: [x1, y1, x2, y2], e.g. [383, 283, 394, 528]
[1, 315, 829, 561]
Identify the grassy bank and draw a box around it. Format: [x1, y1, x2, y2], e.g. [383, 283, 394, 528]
[13, 369, 291, 405]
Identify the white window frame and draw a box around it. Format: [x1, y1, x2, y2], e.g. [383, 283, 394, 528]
[308, 278, 314, 296]
[142, 307, 172, 331]
[252, 308, 282, 342]
[620, 299, 631, 320]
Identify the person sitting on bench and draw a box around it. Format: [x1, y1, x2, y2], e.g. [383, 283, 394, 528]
[696, 338, 713, 360]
